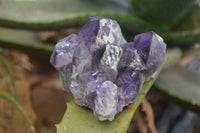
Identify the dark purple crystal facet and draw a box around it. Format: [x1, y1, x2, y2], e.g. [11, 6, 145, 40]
[118, 42, 145, 71]
[50, 16, 166, 121]
[117, 70, 142, 105]
[133, 31, 166, 80]
[79, 16, 127, 54]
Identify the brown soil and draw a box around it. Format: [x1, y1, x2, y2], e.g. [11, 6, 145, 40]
[0, 51, 72, 133]
[0, 51, 36, 133]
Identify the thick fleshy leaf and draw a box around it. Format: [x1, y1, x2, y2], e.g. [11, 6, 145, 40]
[0, 0, 156, 33]
[0, 0, 129, 23]
[56, 49, 181, 133]
[131, 0, 198, 30]
[163, 6, 200, 46]
[172, 5, 200, 32]
[1, 0, 200, 46]
[0, 27, 53, 58]
[162, 48, 182, 69]
[164, 31, 200, 47]
[155, 48, 200, 111]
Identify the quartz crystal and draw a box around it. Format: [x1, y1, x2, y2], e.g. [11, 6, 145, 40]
[133, 31, 166, 80]
[50, 16, 166, 121]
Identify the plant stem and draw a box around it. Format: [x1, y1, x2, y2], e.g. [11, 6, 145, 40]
[0, 92, 32, 125]
[0, 54, 18, 101]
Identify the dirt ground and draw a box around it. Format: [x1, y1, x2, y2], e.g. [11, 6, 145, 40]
[0, 50, 72, 133]
[0, 51, 36, 133]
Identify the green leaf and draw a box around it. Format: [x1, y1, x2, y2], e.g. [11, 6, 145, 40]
[172, 5, 200, 32]
[163, 31, 200, 47]
[155, 48, 200, 111]
[0, 0, 129, 23]
[0, 55, 18, 101]
[56, 49, 181, 133]
[0, 0, 157, 33]
[0, 27, 53, 58]
[0, 92, 32, 125]
[163, 6, 200, 46]
[131, 0, 198, 30]
[162, 48, 182, 70]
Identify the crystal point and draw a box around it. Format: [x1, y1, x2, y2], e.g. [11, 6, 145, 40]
[99, 44, 123, 81]
[50, 34, 79, 70]
[79, 16, 127, 54]
[133, 31, 166, 80]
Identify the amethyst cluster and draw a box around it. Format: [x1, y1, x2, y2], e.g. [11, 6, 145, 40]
[50, 16, 166, 121]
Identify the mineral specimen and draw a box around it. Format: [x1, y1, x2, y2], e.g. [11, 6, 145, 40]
[133, 32, 166, 80]
[50, 16, 166, 121]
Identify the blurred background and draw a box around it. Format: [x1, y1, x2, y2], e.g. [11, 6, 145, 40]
[0, 0, 200, 133]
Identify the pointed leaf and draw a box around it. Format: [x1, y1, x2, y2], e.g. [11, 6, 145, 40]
[131, 0, 198, 30]
[155, 48, 200, 111]
[0, 0, 129, 23]
[56, 49, 181, 133]
[163, 6, 200, 46]
[164, 30, 200, 46]
[172, 5, 200, 32]
[0, 27, 53, 58]
[0, 0, 157, 33]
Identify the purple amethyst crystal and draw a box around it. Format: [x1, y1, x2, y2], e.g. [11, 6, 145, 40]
[79, 16, 127, 54]
[50, 16, 166, 121]
[94, 81, 118, 120]
[116, 70, 143, 111]
[50, 34, 79, 70]
[118, 42, 145, 71]
[99, 44, 123, 81]
[133, 31, 166, 80]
